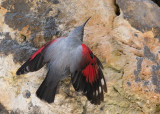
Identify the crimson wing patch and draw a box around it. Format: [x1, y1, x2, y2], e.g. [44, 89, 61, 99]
[71, 44, 107, 105]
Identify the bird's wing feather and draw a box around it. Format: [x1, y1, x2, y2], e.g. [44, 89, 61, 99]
[71, 44, 107, 105]
[16, 39, 58, 75]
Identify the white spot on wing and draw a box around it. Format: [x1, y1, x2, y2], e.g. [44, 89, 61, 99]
[96, 90, 98, 96]
[99, 86, 102, 93]
[26, 66, 29, 71]
[93, 92, 95, 96]
[101, 78, 105, 85]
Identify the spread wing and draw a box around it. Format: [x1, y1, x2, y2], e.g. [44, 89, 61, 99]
[16, 39, 58, 75]
[71, 44, 107, 105]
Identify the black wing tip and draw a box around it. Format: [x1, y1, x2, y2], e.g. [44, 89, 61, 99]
[104, 85, 107, 93]
[16, 67, 28, 75]
[71, 71, 106, 105]
[16, 68, 25, 75]
[88, 95, 104, 105]
[16, 71, 21, 75]
[16, 53, 46, 76]
[102, 78, 107, 93]
[90, 99, 102, 105]
[90, 86, 105, 105]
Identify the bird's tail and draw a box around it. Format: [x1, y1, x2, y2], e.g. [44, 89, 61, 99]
[36, 74, 58, 103]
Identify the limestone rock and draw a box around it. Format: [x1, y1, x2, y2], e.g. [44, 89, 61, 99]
[117, 0, 160, 40]
[0, 0, 160, 113]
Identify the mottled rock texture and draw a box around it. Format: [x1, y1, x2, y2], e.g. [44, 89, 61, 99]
[0, 0, 160, 113]
[117, 0, 160, 40]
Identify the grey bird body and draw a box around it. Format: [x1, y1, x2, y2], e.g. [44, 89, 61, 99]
[16, 18, 107, 105]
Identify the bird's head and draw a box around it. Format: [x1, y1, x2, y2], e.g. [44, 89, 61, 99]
[68, 17, 91, 41]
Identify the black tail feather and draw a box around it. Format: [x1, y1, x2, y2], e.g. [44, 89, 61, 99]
[36, 76, 58, 103]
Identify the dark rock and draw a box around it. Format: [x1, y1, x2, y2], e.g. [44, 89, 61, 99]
[4, 12, 31, 30]
[0, 32, 12, 39]
[134, 57, 143, 76]
[152, 64, 160, 93]
[114, 0, 120, 16]
[100, 106, 105, 111]
[135, 77, 141, 83]
[144, 81, 150, 86]
[127, 82, 131, 86]
[47, 0, 59, 4]
[134, 33, 138, 37]
[144, 46, 156, 62]
[44, 8, 53, 16]
[2, 0, 31, 13]
[0, 39, 36, 63]
[23, 90, 31, 98]
[134, 57, 143, 82]
[2, 0, 60, 45]
[117, 0, 160, 38]
[0, 103, 9, 114]
[43, 16, 58, 41]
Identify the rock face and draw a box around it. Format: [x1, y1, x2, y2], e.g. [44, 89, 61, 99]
[0, 0, 160, 113]
[117, 0, 160, 40]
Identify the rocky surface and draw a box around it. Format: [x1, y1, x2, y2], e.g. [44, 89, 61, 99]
[117, 0, 160, 40]
[0, 0, 160, 113]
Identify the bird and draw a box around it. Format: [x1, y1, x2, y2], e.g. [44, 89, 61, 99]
[16, 17, 107, 105]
